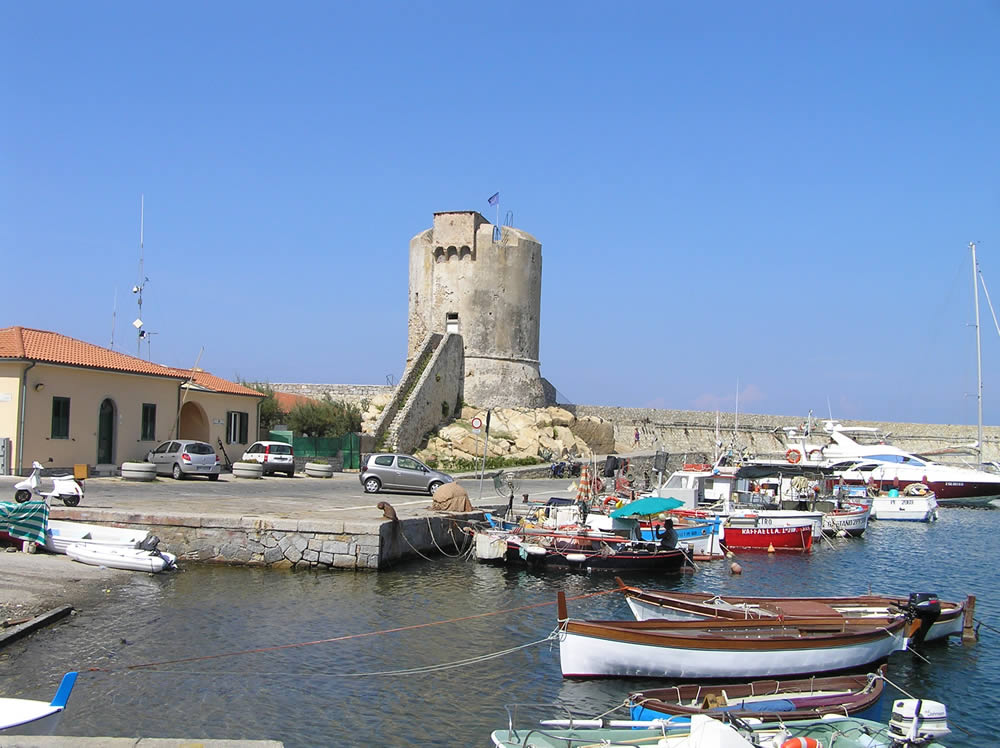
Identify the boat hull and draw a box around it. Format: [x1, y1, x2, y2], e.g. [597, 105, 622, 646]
[558, 621, 906, 678]
[44, 520, 148, 555]
[618, 586, 967, 643]
[627, 666, 886, 723]
[722, 524, 813, 551]
[66, 543, 175, 573]
[869, 495, 938, 521]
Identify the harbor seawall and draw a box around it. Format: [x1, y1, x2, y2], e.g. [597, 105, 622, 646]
[49, 507, 475, 571]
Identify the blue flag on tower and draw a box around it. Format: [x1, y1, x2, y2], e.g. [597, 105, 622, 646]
[487, 192, 499, 206]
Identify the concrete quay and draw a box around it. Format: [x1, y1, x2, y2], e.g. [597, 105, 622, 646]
[0, 739, 283, 747]
[0, 471, 574, 573]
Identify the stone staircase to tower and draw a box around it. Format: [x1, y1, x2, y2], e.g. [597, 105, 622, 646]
[371, 333, 440, 452]
[370, 332, 465, 454]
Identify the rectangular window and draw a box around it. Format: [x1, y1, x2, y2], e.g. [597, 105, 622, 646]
[51, 397, 70, 439]
[141, 403, 157, 441]
[227, 411, 249, 444]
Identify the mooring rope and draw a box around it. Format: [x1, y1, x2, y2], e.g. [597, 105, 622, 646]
[101, 631, 562, 679]
[85, 588, 618, 673]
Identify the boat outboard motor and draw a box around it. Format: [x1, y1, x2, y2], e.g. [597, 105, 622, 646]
[137, 535, 161, 551]
[888, 698, 950, 746]
[905, 592, 942, 647]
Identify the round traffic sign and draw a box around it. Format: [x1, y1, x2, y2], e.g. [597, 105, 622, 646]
[471, 417, 483, 430]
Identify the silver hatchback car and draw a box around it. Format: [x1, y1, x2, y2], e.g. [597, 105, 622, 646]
[146, 439, 221, 480]
[359, 453, 453, 495]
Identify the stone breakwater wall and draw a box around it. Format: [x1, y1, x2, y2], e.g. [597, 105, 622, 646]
[58, 509, 473, 570]
[569, 405, 1000, 462]
[270, 383, 395, 407]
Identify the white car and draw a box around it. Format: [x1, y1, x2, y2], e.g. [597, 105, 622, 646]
[241, 441, 295, 477]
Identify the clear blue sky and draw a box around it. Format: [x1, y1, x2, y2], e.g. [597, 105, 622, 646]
[2, 2, 998, 426]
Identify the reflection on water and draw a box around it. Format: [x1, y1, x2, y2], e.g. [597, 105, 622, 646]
[0, 510, 996, 746]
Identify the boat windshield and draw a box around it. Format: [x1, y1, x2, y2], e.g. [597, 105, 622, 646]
[864, 453, 926, 466]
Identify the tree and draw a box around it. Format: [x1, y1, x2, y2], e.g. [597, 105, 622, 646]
[286, 398, 361, 453]
[243, 382, 285, 432]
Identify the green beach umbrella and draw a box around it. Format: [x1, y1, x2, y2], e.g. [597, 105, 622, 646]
[608, 496, 685, 518]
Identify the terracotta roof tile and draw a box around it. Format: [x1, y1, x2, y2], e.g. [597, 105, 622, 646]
[0, 326, 261, 398]
[0, 326, 186, 379]
[170, 368, 265, 398]
[274, 391, 321, 412]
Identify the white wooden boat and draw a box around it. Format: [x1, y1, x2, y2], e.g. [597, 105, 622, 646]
[44, 519, 148, 555]
[615, 582, 968, 643]
[869, 491, 939, 521]
[66, 543, 176, 573]
[0, 672, 76, 730]
[556, 591, 916, 679]
[821, 501, 871, 536]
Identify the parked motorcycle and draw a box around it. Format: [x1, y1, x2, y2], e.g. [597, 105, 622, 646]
[550, 459, 582, 479]
[14, 461, 85, 506]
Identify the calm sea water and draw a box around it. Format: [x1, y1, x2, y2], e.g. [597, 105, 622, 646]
[1, 509, 996, 747]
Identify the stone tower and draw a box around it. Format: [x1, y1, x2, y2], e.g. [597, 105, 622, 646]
[408, 211, 546, 408]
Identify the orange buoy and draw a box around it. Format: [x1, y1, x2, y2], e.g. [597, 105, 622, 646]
[767, 543, 776, 553]
[780, 738, 821, 748]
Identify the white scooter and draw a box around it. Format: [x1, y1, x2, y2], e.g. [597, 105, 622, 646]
[14, 461, 84, 506]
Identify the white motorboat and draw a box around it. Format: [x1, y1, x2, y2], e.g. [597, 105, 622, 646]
[766, 419, 1000, 507]
[66, 543, 176, 573]
[44, 519, 149, 555]
[869, 490, 939, 522]
[0, 672, 76, 731]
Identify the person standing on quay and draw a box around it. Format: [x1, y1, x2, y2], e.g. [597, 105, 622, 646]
[634, 428, 640, 449]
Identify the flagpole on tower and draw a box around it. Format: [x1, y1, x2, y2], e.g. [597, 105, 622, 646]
[488, 191, 500, 242]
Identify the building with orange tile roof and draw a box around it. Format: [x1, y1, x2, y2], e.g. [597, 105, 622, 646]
[0, 326, 262, 475]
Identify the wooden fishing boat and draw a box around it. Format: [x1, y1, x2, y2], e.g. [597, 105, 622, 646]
[822, 501, 871, 536]
[44, 519, 149, 555]
[0, 672, 76, 731]
[491, 708, 950, 748]
[475, 527, 690, 572]
[66, 543, 176, 573]
[627, 665, 887, 723]
[615, 581, 968, 643]
[556, 591, 916, 678]
[721, 521, 813, 551]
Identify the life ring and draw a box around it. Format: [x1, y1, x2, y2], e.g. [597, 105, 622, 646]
[780, 739, 820, 748]
[782, 739, 819, 748]
[807, 448, 823, 459]
[785, 449, 802, 464]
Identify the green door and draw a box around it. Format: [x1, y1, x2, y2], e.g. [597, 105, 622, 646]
[97, 399, 115, 464]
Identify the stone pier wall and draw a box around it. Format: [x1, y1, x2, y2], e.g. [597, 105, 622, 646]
[568, 405, 1000, 463]
[60, 509, 475, 570]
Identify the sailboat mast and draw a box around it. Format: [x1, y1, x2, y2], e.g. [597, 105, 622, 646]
[971, 241, 983, 466]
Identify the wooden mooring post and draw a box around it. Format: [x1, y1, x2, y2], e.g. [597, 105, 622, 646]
[962, 594, 978, 643]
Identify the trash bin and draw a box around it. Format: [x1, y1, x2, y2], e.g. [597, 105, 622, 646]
[73, 464, 88, 480]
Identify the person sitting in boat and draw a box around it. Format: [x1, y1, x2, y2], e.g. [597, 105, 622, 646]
[655, 519, 678, 549]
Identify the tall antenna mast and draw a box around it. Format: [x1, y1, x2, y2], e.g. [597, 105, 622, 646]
[132, 194, 149, 355]
[110, 288, 117, 349]
[971, 241, 983, 466]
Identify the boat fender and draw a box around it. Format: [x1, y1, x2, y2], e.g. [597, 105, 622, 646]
[780, 739, 821, 748]
[785, 449, 802, 464]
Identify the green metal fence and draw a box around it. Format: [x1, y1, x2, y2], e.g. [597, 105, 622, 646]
[268, 431, 361, 469]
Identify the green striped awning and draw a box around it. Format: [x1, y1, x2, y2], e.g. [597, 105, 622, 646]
[0, 500, 50, 545]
